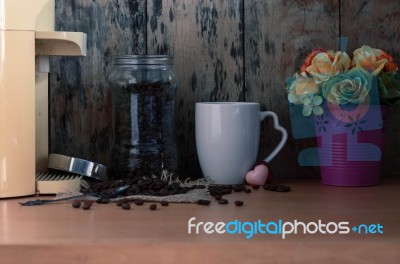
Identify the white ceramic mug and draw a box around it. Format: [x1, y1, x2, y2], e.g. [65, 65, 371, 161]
[195, 102, 288, 184]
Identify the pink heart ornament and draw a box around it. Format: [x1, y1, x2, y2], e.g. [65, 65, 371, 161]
[245, 164, 269, 186]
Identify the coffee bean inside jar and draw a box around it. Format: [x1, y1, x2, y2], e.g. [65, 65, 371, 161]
[108, 56, 179, 179]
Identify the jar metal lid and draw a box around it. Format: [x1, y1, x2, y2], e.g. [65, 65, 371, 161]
[113, 55, 172, 66]
[47, 154, 107, 181]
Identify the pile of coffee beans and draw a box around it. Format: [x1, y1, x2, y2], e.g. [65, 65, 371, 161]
[85, 176, 194, 198]
[110, 81, 178, 179]
[71, 177, 291, 210]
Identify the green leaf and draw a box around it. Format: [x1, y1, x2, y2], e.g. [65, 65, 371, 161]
[288, 93, 297, 103]
[348, 115, 355, 122]
[312, 96, 323, 105]
[301, 96, 312, 105]
[302, 105, 312, 116]
[344, 123, 352, 127]
[359, 120, 367, 124]
[352, 127, 356, 135]
[313, 105, 324, 115]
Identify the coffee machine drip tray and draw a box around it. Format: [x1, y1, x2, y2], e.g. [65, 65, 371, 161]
[35, 172, 82, 195]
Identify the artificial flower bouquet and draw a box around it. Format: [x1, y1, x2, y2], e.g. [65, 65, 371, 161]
[286, 45, 400, 117]
[285, 44, 399, 186]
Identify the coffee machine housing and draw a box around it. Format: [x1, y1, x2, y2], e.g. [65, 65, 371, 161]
[0, 0, 87, 198]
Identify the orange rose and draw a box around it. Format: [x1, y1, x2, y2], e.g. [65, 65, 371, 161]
[294, 74, 319, 95]
[306, 51, 350, 84]
[332, 51, 352, 72]
[378, 50, 399, 72]
[300, 48, 327, 73]
[352, 45, 387, 75]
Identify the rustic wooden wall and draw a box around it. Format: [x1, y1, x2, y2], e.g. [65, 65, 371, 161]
[146, 0, 244, 177]
[341, 0, 400, 178]
[243, 0, 339, 178]
[50, 0, 400, 179]
[50, 0, 146, 164]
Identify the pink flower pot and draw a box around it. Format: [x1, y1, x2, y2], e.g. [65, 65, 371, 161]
[315, 105, 388, 186]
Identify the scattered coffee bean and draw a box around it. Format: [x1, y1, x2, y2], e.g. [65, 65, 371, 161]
[149, 204, 157, 210]
[134, 200, 144, 206]
[234, 200, 244, 206]
[197, 199, 211, 205]
[160, 201, 169, 206]
[214, 195, 222, 201]
[233, 185, 243, 192]
[251, 185, 260, 190]
[116, 200, 124, 207]
[208, 185, 233, 196]
[244, 188, 251, 193]
[82, 201, 92, 210]
[263, 184, 291, 192]
[72, 201, 81, 209]
[121, 203, 131, 210]
[96, 198, 110, 204]
[269, 185, 278, 191]
[263, 184, 272, 190]
[221, 188, 232, 195]
[276, 185, 291, 192]
[218, 199, 229, 205]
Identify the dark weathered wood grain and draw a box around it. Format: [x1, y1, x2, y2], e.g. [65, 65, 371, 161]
[49, 0, 146, 165]
[341, 0, 400, 177]
[146, 0, 244, 178]
[49, 0, 399, 179]
[244, 0, 340, 178]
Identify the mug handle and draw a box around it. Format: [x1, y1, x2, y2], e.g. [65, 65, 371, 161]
[260, 111, 288, 163]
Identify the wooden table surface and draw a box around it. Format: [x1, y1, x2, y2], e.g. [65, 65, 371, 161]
[1, 179, 399, 264]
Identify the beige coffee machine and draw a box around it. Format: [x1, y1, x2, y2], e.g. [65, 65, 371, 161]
[0, 0, 87, 198]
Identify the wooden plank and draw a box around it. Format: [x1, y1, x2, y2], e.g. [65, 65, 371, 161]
[49, 0, 147, 166]
[341, 0, 400, 177]
[244, 0, 340, 178]
[146, 0, 244, 178]
[49, 0, 399, 180]
[2, 179, 400, 263]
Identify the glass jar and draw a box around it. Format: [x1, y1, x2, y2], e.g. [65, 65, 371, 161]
[108, 55, 179, 179]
